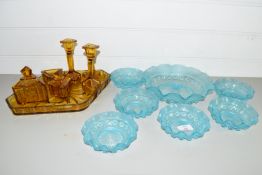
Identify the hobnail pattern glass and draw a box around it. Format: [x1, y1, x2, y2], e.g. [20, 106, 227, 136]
[158, 104, 210, 141]
[114, 88, 159, 118]
[111, 68, 144, 89]
[81, 111, 138, 153]
[208, 97, 258, 130]
[214, 78, 254, 100]
[144, 64, 213, 104]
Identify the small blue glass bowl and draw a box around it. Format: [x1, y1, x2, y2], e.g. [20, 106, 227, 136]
[111, 68, 145, 89]
[114, 88, 159, 118]
[81, 111, 138, 153]
[208, 97, 258, 131]
[214, 78, 254, 100]
[144, 64, 214, 104]
[158, 104, 210, 141]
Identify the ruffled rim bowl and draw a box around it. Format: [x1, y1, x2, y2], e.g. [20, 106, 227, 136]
[111, 68, 145, 89]
[158, 104, 210, 141]
[214, 78, 254, 100]
[208, 97, 258, 130]
[144, 64, 214, 104]
[114, 88, 159, 118]
[81, 111, 138, 153]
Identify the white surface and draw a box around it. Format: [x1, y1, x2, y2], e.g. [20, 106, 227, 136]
[0, 75, 262, 175]
[0, 0, 262, 76]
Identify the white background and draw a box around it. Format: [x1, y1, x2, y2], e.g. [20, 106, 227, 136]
[1, 0, 262, 76]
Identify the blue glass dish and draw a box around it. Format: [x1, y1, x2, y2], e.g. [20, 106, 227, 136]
[114, 88, 159, 118]
[111, 68, 145, 89]
[81, 111, 138, 153]
[214, 78, 254, 100]
[158, 104, 210, 141]
[208, 97, 258, 130]
[144, 64, 214, 104]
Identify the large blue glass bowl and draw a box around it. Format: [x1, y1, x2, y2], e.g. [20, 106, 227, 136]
[114, 88, 159, 118]
[144, 64, 214, 104]
[214, 78, 254, 100]
[208, 97, 258, 130]
[81, 111, 138, 153]
[158, 104, 210, 141]
[111, 68, 144, 89]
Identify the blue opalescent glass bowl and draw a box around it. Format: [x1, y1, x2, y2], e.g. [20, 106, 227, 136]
[158, 104, 210, 141]
[111, 68, 144, 89]
[208, 97, 258, 130]
[81, 111, 138, 153]
[214, 78, 254, 100]
[144, 64, 214, 104]
[114, 88, 159, 118]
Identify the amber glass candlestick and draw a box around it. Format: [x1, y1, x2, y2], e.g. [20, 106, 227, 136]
[82, 43, 99, 78]
[60, 38, 77, 72]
